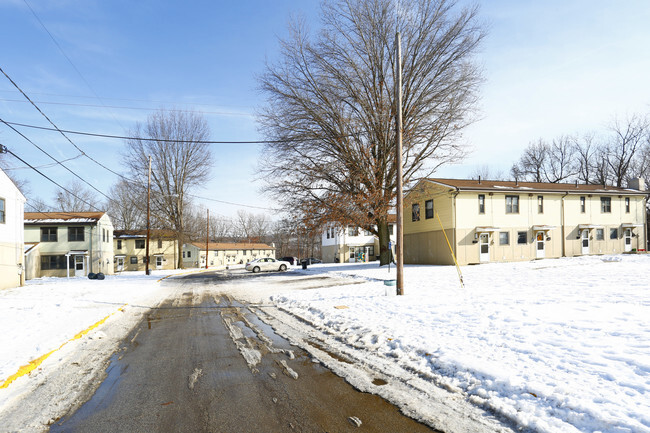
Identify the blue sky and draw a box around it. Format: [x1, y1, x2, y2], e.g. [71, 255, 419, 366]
[1, 0, 649, 219]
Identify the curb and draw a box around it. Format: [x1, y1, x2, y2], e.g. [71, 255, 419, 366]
[0, 304, 127, 389]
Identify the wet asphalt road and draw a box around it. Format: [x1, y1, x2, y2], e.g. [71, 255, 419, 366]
[50, 270, 438, 433]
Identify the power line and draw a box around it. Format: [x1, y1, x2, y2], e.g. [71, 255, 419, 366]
[1, 145, 102, 212]
[2, 154, 84, 171]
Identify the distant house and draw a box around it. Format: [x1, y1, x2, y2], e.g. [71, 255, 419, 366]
[321, 215, 397, 263]
[0, 168, 26, 289]
[404, 178, 648, 265]
[24, 212, 114, 278]
[182, 242, 276, 268]
[113, 230, 179, 272]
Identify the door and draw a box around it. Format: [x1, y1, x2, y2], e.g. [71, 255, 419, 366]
[156, 256, 163, 269]
[479, 234, 490, 262]
[624, 229, 632, 252]
[349, 247, 356, 263]
[116, 257, 124, 272]
[581, 230, 590, 255]
[74, 255, 85, 277]
[536, 232, 545, 259]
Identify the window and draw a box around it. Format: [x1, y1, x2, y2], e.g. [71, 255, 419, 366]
[368, 246, 375, 257]
[41, 255, 66, 270]
[478, 194, 485, 214]
[326, 229, 330, 239]
[499, 232, 509, 245]
[412, 203, 420, 221]
[183, 251, 186, 258]
[625, 197, 630, 213]
[517, 231, 527, 244]
[157, 239, 163, 249]
[580, 196, 586, 213]
[143, 256, 147, 263]
[388, 224, 394, 235]
[130, 256, 138, 264]
[538, 196, 544, 214]
[364, 229, 372, 236]
[425, 199, 434, 219]
[348, 226, 359, 236]
[601, 197, 611, 213]
[188, 250, 192, 258]
[68, 227, 84, 242]
[0, 197, 5, 223]
[596, 229, 604, 241]
[610, 228, 618, 240]
[135, 239, 145, 249]
[117, 239, 122, 250]
[506, 196, 519, 214]
[40, 227, 57, 242]
[349, 247, 355, 259]
[102, 229, 106, 243]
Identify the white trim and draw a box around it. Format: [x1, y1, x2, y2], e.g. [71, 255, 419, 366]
[532, 225, 556, 231]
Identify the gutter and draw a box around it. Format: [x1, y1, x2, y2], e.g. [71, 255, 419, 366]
[561, 192, 568, 257]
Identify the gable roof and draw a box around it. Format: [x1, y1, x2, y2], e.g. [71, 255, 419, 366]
[190, 242, 275, 251]
[24, 211, 106, 224]
[424, 178, 648, 195]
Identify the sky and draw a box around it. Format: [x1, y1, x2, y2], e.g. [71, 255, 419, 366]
[1, 0, 649, 220]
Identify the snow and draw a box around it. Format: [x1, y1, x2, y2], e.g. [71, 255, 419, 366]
[1, 257, 649, 432]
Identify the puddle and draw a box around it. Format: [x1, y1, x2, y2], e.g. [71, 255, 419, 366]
[246, 311, 295, 351]
[372, 378, 388, 386]
[306, 340, 353, 364]
[50, 353, 125, 431]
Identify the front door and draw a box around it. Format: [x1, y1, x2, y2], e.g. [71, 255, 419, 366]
[581, 229, 590, 255]
[349, 247, 356, 263]
[536, 232, 545, 259]
[116, 257, 124, 272]
[624, 229, 632, 252]
[74, 255, 85, 277]
[479, 234, 490, 262]
[156, 256, 163, 269]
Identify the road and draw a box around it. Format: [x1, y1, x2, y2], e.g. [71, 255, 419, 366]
[50, 270, 438, 432]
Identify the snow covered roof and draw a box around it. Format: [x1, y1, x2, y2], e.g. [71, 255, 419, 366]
[190, 242, 275, 251]
[24, 212, 105, 224]
[425, 178, 648, 195]
[114, 229, 177, 239]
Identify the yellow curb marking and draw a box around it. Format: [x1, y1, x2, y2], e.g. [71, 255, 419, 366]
[0, 304, 127, 389]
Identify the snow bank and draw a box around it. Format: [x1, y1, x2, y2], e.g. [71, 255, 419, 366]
[271, 255, 650, 433]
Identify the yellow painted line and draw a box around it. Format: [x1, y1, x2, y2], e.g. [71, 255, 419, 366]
[0, 304, 127, 389]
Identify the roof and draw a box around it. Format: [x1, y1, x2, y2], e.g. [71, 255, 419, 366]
[114, 229, 177, 239]
[24, 242, 39, 255]
[24, 212, 106, 224]
[425, 178, 647, 195]
[190, 242, 275, 251]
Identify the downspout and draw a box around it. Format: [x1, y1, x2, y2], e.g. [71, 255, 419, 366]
[452, 189, 460, 264]
[89, 225, 93, 274]
[561, 192, 568, 258]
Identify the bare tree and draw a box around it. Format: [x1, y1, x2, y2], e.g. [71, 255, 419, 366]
[604, 115, 648, 187]
[258, 0, 485, 264]
[53, 180, 95, 212]
[233, 210, 271, 242]
[123, 109, 213, 268]
[106, 179, 145, 230]
[575, 133, 598, 184]
[469, 165, 505, 181]
[510, 136, 577, 183]
[510, 139, 547, 182]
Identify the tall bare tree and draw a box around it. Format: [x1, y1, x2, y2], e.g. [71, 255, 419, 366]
[604, 115, 648, 187]
[258, 0, 485, 264]
[123, 109, 213, 268]
[106, 179, 145, 230]
[233, 210, 271, 242]
[510, 136, 577, 183]
[53, 180, 95, 212]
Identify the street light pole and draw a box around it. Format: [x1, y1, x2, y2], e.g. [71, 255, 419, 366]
[145, 155, 151, 276]
[395, 32, 405, 296]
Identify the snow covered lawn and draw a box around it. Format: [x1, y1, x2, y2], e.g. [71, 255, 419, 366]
[271, 255, 650, 433]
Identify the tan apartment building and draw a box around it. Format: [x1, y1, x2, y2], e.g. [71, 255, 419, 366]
[113, 230, 178, 272]
[183, 242, 275, 268]
[404, 178, 647, 265]
[321, 215, 396, 263]
[0, 168, 26, 289]
[24, 212, 114, 278]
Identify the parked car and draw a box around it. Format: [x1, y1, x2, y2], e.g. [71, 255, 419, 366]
[280, 256, 299, 265]
[302, 257, 322, 264]
[245, 257, 290, 273]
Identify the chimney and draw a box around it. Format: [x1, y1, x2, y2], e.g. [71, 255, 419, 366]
[628, 177, 646, 191]
[478, 176, 481, 184]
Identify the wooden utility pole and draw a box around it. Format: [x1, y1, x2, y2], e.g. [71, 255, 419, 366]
[205, 209, 210, 269]
[145, 155, 151, 275]
[395, 32, 404, 295]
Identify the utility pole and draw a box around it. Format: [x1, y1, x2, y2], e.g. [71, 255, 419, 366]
[395, 32, 405, 296]
[145, 155, 151, 275]
[205, 209, 209, 269]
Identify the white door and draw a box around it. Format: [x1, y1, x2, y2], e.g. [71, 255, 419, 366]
[116, 257, 124, 272]
[479, 234, 490, 262]
[156, 256, 163, 269]
[581, 230, 590, 255]
[349, 247, 356, 263]
[624, 229, 632, 252]
[536, 232, 545, 259]
[74, 255, 85, 277]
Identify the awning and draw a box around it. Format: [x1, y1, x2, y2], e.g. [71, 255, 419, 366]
[346, 242, 375, 247]
[66, 250, 89, 255]
[114, 254, 126, 258]
[475, 226, 500, 233]
[577, 224, 603, 230]
[621, 223, 644, 228]
[153, 254, 165, 257]
[532, 225, 556, 231]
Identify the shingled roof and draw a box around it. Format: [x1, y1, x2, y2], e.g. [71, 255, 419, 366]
[24, 212, 106, 224]
[425, 178, 647, 195]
